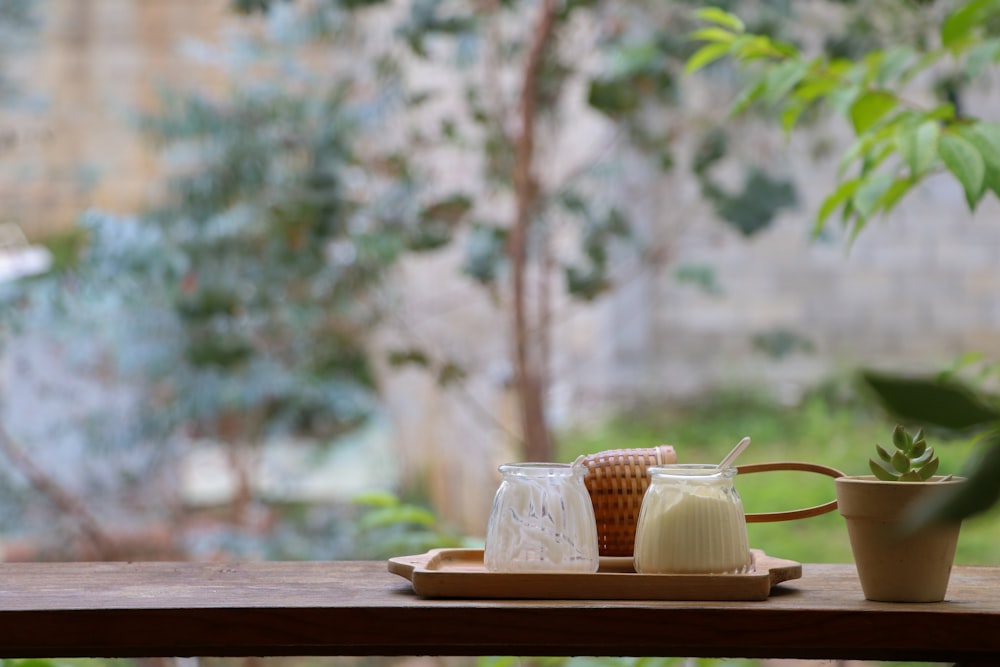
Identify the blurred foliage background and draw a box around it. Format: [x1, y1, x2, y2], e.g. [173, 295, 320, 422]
[0, 4, 998, 667]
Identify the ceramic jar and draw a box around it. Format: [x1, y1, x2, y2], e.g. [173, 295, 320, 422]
[633, 464, 753, 574]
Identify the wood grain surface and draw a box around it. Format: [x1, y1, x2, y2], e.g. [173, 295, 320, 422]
[0, 559, 997, 662]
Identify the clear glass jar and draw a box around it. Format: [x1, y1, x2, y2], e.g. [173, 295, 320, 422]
[633, 464, 753, 574]
[484, 463, 599, 573]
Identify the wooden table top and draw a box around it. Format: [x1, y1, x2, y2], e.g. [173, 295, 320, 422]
[0, 559, 997, 662]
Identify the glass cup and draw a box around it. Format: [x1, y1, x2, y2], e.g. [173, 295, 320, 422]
[633, 464, 753, 574]
[484, 463, 599, 573]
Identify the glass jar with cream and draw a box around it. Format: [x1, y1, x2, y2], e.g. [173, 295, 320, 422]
[633, 464, 753, 574]
[484, 463, 599, 573]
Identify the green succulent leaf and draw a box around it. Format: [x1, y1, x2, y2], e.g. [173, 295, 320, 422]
[910, 438, 927, 458]
[870, 458, 899, 481]
[875, 443, 893, 463]
[891, 449, 911, 473]
[912, 446, 934, 467]
[898, 471, 924, 481]
[918, 457, 941, 480]
[891, 424, 909, 449]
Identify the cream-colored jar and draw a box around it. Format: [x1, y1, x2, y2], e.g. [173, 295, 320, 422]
[633, 464, 752, 574]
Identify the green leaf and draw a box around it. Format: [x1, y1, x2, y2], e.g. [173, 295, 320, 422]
[912, 446, 934, 466]
[731, 34, 795, 61]
[421, 194, 472, 225]
[853, 173, 894, 220]
[815, 177, 861, 233]
[939, 130, 986, 209]
[875, 46, 917, 84]
[961, 122, 1000, 171]
[874, 178, 914, 214]
[387, 348, 431, 368]
[729, 75, 768, 115]
[352, 491, 400, 508]
[870, 458, 898, 481]
[689, 27, 737, 43]
[566, 264, 611, 301]
[985, 163, 1000, 198]
[588, 78, 641, 115]
[964, 38, 1000, 79]
[861, 370, 1000, 432]
[892, 424, 909, 449]
[941, 0, 998, 51]
[838, 126, 893, 177]
[791, 76, 837, 103]
[891, 450, 911, 474]
[927, 435, 1000, 521]
[358, 505, 437, 530]
[694, 7, 745, 32]
[926, 103, 958, 122]
[917, 457, 940, 480]
[685, 42, 732, 74]
[762, 59, 809, 106]
[849, 91, 897, 134]
[875, 443, 893, 463]
[780, 99, 809, 133]
[897, 120, 939, 179]
[436, 361, 466, 386]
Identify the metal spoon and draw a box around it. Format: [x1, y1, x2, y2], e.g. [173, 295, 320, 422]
[718, 436, 751, 469]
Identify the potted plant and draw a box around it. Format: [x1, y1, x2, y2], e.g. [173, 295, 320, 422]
[835, 424, 966, 602]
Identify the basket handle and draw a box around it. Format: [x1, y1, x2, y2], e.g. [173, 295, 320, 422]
[736, 461, 845, 523]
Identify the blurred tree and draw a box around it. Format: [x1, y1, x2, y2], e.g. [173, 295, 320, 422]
[1, 0, 831, 552]
[0, 3, 443, 546]
[221, 0, 806, 462]
[80, 9, 446, 524]
[29, 0, 840, 473]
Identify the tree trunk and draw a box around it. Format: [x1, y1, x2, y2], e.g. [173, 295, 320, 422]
[508, 0, 557, 463]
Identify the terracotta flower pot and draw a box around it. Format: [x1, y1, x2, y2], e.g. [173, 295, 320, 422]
[835, 475, 965, 602]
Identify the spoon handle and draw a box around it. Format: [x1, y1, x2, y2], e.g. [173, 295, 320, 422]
[719, 436, 751, 469]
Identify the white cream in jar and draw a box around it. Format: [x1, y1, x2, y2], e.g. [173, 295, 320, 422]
[633, 465, 753, 574]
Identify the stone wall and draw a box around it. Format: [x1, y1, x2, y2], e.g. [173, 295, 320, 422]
[0, 0, 228, 239]
[593, 113, 1000, 412]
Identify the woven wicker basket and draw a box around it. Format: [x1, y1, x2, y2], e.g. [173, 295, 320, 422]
[580, 445, 677, 557]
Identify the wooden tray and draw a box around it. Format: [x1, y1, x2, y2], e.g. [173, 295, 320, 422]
[388, 548, 801, 601]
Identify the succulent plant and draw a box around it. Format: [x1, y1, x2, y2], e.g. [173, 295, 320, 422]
[870, 424, 940, 481]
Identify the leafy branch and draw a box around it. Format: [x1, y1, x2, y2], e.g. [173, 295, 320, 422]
[688, 2, 1000, 242]
[687, 2, 1000, 523]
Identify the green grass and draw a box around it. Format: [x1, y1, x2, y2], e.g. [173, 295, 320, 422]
[556, 387, 1000, 566]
